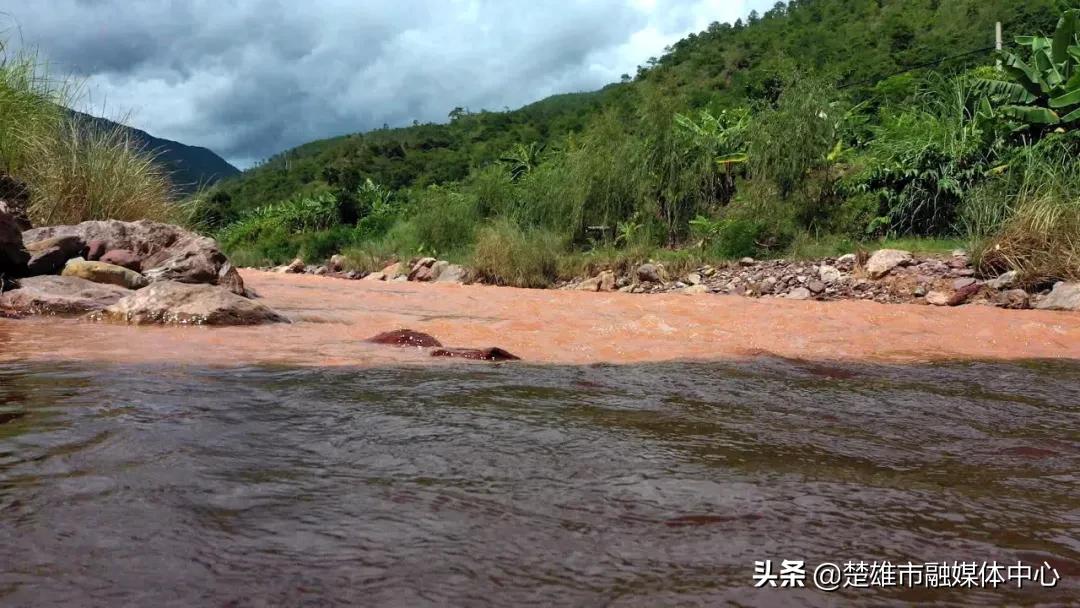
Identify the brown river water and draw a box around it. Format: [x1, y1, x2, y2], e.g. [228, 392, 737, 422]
[1, 271, 1078, 606]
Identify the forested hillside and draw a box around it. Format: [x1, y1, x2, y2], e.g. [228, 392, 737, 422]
[205, 0, 1080, 289]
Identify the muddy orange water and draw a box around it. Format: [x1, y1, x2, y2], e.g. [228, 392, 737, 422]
[2, 271, 1079, 607]
[2, 269, 1079, 366]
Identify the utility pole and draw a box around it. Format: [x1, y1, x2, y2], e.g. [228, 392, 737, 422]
[996, 21, 1003, 70]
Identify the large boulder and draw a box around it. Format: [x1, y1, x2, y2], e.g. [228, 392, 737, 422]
[23, 220, 245, 295]
[24, 236, 87, 276]
[62, 259, 149, 290]
[0, 275, 130, 315]
[1035, 282, 1080, 311]
[95, 281, 288, 326]
[865, 249, 913, 279]
[1, 210, 30, 277]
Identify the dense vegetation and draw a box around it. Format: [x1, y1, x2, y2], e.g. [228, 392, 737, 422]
[206, 0, 1080, 288]
[0, 41, 177, 225]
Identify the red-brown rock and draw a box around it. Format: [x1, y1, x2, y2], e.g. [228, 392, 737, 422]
[86, 239, 108, 261]
[430, 347, 520, 361]
[367, 329, 443, 348]
[99, 249, 143, 272]
[947, 283, 981, 306]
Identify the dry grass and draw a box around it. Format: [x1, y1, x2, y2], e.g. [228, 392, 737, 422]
[979, 197, 1080, 286]
[23, 117, 179, 226]
[2, 39, 178, 227]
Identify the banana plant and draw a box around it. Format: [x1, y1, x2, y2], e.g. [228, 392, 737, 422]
[979, 10, 1080, 127]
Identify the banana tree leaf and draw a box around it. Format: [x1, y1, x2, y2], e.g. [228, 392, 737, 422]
[1030, 36, 1053, 53]
[977, 78, 1038, 104]
[1002, 105, 1060, 124]
[1061, 106, 1080, 123]
[1053, 10, 1079, 64]
[1050, 87, 1080, 108]
[1000, 52, 1048, 96]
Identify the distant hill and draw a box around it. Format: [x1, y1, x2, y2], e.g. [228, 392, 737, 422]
[207, 0, 1062, 223]
[70, 111, 240, 196]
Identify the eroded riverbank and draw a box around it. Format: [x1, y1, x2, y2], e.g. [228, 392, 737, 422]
[3, 269, 1079, 366]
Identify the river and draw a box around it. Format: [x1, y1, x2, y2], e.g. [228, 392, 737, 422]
[1, 272, 1078, 606]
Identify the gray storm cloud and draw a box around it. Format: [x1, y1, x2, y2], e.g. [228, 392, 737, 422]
[1, 0, 761, 167]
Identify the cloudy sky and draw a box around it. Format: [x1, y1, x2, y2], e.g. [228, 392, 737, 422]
[2, 0, 771, 167]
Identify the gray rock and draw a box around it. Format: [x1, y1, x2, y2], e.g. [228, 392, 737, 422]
[0, 275, 130, 315]
[96, 281, 288, 326]
[866, 249, 912, 279]
[807, 280, 826, 294]
[283, 258, 305, 274]
[429, 260, 450, 280]
[835, 253, 857, 271]
[925, 291, 950, 306]
[986, 270, 1019, 290]
[434, 264, 468, 284]
[738, 257, 756, 267]
[953, 277, 978, 290]
[996, 289, 1030, 310]
[785, 287, 812, 300]
[686, 272, 702, 285]
[818, 264, 842, 284]
[1035, 282, 1080, 311]
[636, 263, 663, 284]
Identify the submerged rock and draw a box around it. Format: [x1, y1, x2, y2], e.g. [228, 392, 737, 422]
[62, 259, 149, 290]
[96, 281, 288, 326]
[367, 329, 443, 348]
[866, 249, 912, 279]
[1035, 282, 1080, 311]
[25, 236, 87, 276]
[0, 275, 130, 315]
[430, 347, 520, 361]
[24, 220, 245, 295]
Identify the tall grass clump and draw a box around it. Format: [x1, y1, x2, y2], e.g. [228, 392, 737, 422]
[24, 117, 177, 225]
[975, 134, 1080, 284]
[1, 39, 176, 226]
[470, 219, 565, 288]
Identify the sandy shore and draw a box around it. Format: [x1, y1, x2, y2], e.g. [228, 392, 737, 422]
[2, 269, 1079, 367]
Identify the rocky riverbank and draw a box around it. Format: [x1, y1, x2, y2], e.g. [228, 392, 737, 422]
[1, 210, 287, 325]
[270, 248, 1080, 312]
